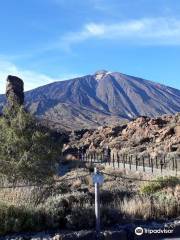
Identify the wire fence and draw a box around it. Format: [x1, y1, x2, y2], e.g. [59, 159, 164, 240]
[0, 149, 179, 190]
[0, 170, 177, 190]
[71, 150, 180, 175]
[0, 173, 90, 189]
[1, 163, 179, 190]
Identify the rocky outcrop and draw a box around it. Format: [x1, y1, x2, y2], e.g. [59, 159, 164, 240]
[6, 75, 24, 107]
[66, 113, 180, 159]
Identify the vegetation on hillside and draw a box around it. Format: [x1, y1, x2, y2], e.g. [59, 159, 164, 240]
[0, 165, 179, 235]
[140, 176, 180, 194]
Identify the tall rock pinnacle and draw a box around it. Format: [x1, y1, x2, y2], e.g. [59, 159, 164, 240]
[6, 75, 24, 107]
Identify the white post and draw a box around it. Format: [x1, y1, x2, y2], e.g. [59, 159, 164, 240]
[94, 167, 100, 237]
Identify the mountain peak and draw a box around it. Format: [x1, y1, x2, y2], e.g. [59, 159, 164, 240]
[0, 71, 180, 130]
[94, 70, 109, 80]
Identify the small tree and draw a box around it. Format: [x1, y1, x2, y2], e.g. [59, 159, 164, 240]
[0, 105, 61, 184]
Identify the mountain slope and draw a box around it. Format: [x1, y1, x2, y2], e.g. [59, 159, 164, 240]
[0, 71, 180, 130]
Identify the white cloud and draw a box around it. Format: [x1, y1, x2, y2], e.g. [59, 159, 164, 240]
[0, 60, 78, 94]
[60, 17, 180, 47]
[85, 23, 106, 35]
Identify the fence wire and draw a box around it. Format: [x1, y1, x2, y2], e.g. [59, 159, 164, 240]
[0, 167, 179, 189]
[0, 173, 90, 189]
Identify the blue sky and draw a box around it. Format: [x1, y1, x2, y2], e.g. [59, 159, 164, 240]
[0, 0, 180, 93]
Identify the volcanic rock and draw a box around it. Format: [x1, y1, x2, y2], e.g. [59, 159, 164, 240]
[6, 75, 24, 107]
[66, 113, 180, 164]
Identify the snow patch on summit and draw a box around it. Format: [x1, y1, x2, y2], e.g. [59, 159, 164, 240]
[94, 70, 110, 81]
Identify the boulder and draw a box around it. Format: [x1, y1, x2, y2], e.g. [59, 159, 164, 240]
[175, 125, 180, 137]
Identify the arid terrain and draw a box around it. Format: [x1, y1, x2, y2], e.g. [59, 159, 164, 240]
[0, 163, 180, 239]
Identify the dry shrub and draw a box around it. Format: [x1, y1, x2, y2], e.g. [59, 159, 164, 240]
[120, 196, 152, 220]
[81, 175, 93, 186]
[120, 194, 179, 220]
[71, 179, 82, 189]
[0, 187, 37, 206]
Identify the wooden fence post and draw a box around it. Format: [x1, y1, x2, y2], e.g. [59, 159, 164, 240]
[155, 156, 158, 169]
[130, 155, 133, 170]
[100, 153, 102, 164]
[123, 154, 125, 168]
[113, 153, 115, 168]
[175, 157, 178, 176]
[136, 156, 138, 171]
[160, 159, 163, 174]
[129, 156, 131, 170]
[126, 154, 128, 163]
[148, 154, 150, 167]
[117, 153, 120, 168]
[151, 158, 154, 173]
[142, 156, 145, 172]
[172, 157, 175, 171]
[94, 152, 96, 163]
[164, 155, 166, 164]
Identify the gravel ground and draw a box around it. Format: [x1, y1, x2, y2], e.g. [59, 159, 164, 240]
[1, 220, 180, 240]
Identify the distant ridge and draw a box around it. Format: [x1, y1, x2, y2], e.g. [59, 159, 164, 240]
[0, 71, 180, 130]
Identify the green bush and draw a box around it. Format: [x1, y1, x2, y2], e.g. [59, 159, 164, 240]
[0, 106, 61, 184]
[140, 176, 180, 195]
